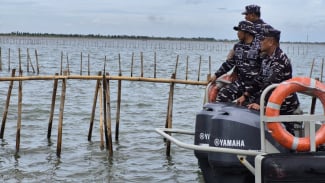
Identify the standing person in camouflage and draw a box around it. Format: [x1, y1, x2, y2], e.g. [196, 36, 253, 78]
[242, 4, 272, 42]
[210, 20, 261, 102]
[225, 5, 270, 63]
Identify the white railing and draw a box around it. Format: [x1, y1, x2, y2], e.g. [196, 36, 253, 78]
[155, 79, 325, 177]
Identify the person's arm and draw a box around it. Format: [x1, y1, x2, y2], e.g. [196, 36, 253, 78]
[214, 57, 236, 79]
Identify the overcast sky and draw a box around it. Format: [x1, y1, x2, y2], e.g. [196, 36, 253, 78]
[1, 0, 325, 42]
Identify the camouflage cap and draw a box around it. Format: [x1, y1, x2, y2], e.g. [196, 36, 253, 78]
[262, 24, 281, 41]
[242, 5, 261, 15]
[233, 20, 256, 35]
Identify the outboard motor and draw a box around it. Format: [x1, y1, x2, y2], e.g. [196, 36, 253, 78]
[194, 102, 286, 183]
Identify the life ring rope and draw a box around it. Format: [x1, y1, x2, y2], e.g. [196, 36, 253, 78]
[265, 77, 325, 152]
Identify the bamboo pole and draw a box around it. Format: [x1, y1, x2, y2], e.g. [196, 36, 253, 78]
[16, 70, 23, 154]
[105, 73, 113, 155]
[8, 48, 10, 72]
[18, 48, 22, 73]
[207, 56, 211, 81]
[0, 69, 16, 139]
[174, 55, 179, 78]
[102, 71, 109, 149]
[131, 52, 134, 77]
[88, 71, 102, 141]
[47, 73, 59, 139]
[27, 48, 30, 73]
[209, 56, 211, 76]
[309, 58, 315, 78]
[321, 58, 324, 82]
[80, 52, 83, 75]
[154, 52, 157, 78]
[198, 55, 202, 81]
[88, 54, 90, 76]
[27, 48, 36, 73]
[116, 57, 122, 140]
[165, 73, 175, 156]
[310, 77, 319, 115]
[0, 75, 208, 85]
[309, 58, 317, 114]
[99, 80, 104, 149]
[66, 54, 70, 75]
[57, 71, 67, 157]
[60, 52, 63, 75]
[35, 49, 39, 74]
[186, 56, 189, 80]
[310, 59, 325, 114]
[140, 52, 144, 77]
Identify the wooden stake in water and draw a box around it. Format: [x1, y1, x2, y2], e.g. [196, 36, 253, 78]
[16, 70, 23, 154]
[35, 49, 39, 74]
[102, 73, 110, 151]
[48, 73, 59, 139]
[8, 48, 10, 72]
[27, 48, 30, 73]
[186, 56, 189, 80]
[309, 58, 315, 78]
[27, 48, 36, 73]
[209, 56, 211, 76]
[80, 52, 83, 75]
[116, 56, 122, 141]
[105, 73, 113, 156]
[198, 55, 202, 81]
[165, 73, 175, 156]
[57, 71, 67, 157]
[310, 77, 319, 115]
[18, 48, 22, 73]
[141, 52, 144, 77]
[88, 71, 102, 141]
[174, 55, 179, 78]
[154, 52, 157, 78]
[66, 54, 70, 75]
[321, 58, 324, 82]
[131, 52, 134, 77]
[99, 80, 104, 149]
[0, 69, 16, 139]
[88, 54, 90, 76]
[60, 51, 63, 75]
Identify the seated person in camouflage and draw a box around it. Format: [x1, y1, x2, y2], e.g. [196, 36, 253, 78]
[210, 20, 261, 102]
[236, 26, 300, 134]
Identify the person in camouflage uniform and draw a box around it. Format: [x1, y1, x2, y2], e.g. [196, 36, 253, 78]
[224, 5, 270, 63]
[211, 20, 261, 102]
[236, 26, 300, 134]
[242, 4, 272, 43]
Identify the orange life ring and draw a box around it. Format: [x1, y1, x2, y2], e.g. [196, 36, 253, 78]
[265, 77, 325, 152]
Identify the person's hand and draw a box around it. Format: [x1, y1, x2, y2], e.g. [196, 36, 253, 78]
[226, 49, 235, 60]
[236, 95, 246, 106]
[247, 103, 260, 110]
[209, 75, 217, 83]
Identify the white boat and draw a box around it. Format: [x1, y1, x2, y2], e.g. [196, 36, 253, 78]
[156, 77, 325, 183]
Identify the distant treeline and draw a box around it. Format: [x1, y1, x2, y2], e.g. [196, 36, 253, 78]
[0, 32, 230, 42]
[1, 32, 324, 44]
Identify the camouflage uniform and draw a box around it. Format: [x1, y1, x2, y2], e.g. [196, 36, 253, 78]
[247, 47, 300, 114]
[242, 5, 272, 43]
[215, 21, 261, 102]
[247, 45, 300, 134]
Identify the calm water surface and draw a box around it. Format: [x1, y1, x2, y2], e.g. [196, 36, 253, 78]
[0, 37, 324, 182]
